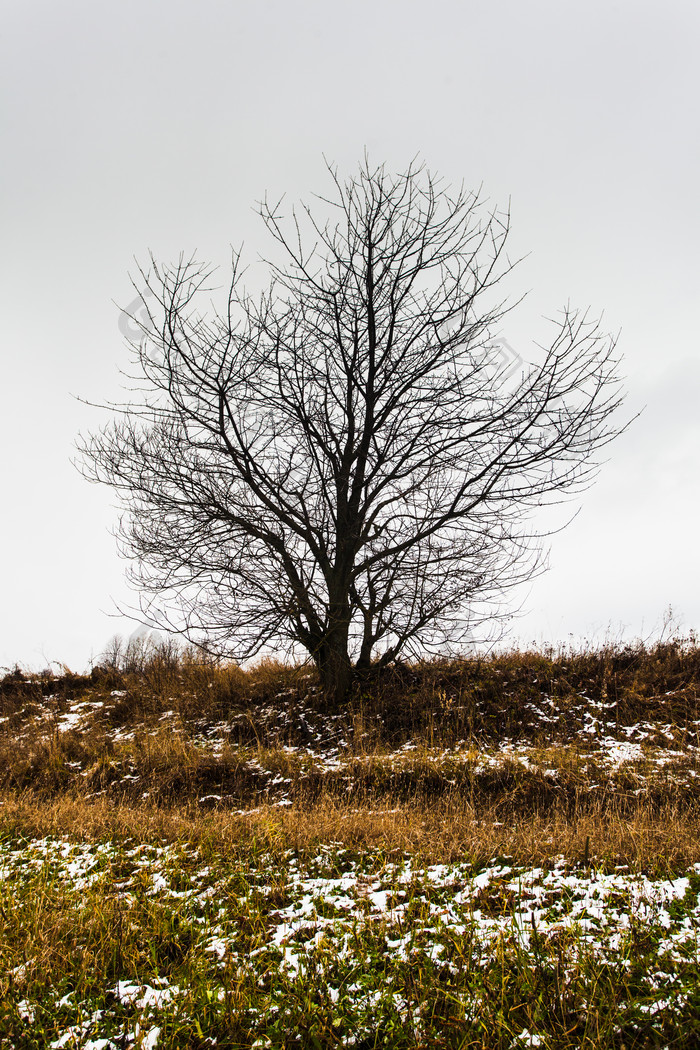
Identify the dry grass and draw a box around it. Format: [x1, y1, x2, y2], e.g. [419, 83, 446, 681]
[2, 789, 699, 877]
[1, 634, 699, 872]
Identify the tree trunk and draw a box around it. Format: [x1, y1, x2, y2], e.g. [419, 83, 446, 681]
[316, 631, 354, 707]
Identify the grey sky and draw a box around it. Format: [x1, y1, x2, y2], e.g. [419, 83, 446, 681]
[2, 0, 698, 669]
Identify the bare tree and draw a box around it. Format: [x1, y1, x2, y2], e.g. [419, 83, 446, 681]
[78, 159, 628, 703]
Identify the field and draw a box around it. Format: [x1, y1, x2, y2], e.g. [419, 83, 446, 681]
[2, 637, 700, 1048]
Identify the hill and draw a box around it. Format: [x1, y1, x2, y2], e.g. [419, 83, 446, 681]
[2, 638, 700, 1047]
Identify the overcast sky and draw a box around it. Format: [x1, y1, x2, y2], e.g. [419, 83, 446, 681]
[2, 0, 698, 671]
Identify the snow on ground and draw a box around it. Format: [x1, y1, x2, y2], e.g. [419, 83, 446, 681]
[6, 679, 700, 808]
[3, 835, 700, 1047]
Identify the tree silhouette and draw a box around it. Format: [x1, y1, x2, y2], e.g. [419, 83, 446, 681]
[79, 159, 627, 703]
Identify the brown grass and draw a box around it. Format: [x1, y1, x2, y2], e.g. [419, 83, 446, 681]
[2, 634, 699, 873]
[1, 791, 698, 875]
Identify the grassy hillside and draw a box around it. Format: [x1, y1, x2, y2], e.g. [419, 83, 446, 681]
[2, 637, 700, 1047]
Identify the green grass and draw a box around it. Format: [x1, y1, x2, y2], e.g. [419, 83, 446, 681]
[4, 833, 700, 1048]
